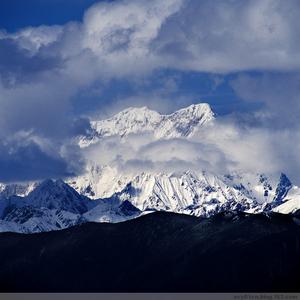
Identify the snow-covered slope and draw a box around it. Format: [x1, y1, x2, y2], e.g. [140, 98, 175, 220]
[83, 198, 141, 223]
[1, 206, 82, 234]
[25, 179, 93, 214]
[273, 185, 300, 214]
[79, 103, 215, 147]
[69, 167, 296, 218]
[0, 179, 141, 233]
[0, 182, 37, 199]
[68, 164, 131, 199]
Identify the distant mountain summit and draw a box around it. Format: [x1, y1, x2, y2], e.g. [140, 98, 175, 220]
[80, 103, 215, 146]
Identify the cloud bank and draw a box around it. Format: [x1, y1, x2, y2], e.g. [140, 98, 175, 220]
[0, 0, 300, 182]
[83, 118, 300, 185]
[3, 0, 300, 81]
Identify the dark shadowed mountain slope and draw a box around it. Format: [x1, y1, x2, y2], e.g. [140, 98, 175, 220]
[0, 211, 300, 292]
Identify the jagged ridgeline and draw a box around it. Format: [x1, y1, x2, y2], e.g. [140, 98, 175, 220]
[0, 103, 300, 233]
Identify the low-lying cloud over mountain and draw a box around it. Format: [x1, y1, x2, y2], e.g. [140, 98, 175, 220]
[82, 105, 300, 185]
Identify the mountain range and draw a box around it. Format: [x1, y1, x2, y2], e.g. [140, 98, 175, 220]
[0, 103, 300, 233]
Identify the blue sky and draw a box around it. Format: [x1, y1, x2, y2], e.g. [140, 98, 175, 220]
[0, 0, 100, 32]
[0, 0, 299, 182]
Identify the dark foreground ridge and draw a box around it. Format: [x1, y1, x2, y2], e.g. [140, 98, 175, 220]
[0, 211, 300, 292]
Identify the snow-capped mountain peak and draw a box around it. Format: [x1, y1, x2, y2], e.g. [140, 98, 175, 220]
[26, 179, 92, 214]
[170, 103, 214, 119]
[80, 102, 215, 146]
[157, 103, 215, 138]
